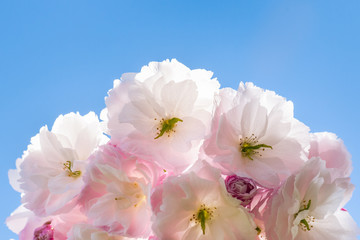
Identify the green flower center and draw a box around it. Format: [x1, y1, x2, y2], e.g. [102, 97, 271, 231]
[189, 204, 216, 235]
[154, 117, 183, 139]
[295, 200, 315, 231]
[240, 134, 272, 160]
[63, 161, 81, 178]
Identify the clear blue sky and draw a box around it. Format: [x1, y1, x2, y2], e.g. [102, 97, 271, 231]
[1, 1, 359, 238]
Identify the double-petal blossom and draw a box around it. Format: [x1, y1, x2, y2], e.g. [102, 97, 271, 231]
[203, 83, 310, 187]
[309, 132, 352, 180]
[6, 204, 87, 240]
[102, 59, 220, 172]
[10, 112, 108, 216]
[152, 162, 257, 240]
[264, 157, 359, 240]
[79, 143, 163, 238]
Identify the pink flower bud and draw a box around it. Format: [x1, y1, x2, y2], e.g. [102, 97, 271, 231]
[225, 175, 257, 206]
[33, 221, 54, 240]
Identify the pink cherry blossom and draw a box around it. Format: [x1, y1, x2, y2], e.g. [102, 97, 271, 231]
[152, 162, 258, 240]
[79, 143, 163, 238]
[203, 83, 310, 188]
[264, 157, 359, 240]
[9, 112, 108, 216]
[309, 132, 352, 180]
[6, 60, 358, 240]
[6, 205, 87, 240]
[102, 59, 220, 172]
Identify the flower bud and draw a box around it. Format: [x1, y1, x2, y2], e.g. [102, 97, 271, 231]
[225, 175, 257, 206]
[33, 221, 54, 240]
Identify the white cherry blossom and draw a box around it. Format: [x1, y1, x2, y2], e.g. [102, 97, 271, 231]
[152, 162, 257, 240]
[10, 112, 108, 216]
[102, 59, 220, 172]
[203, 83, 310, 187]
[264, 157, 359, 240]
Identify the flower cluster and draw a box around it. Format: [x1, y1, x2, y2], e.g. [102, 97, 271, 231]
[7, 59, 359, 239]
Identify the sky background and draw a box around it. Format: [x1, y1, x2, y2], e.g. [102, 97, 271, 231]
[1, 0, 359, 239]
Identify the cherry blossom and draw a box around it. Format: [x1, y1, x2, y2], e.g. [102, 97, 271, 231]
[10, 112, 108, 216]
[79, 143, 163, 238]
[203, 83, 310, 187]
[102, 59, 220, 172]
[309, 132, 352, 180]
[6, 205, 87, 240]
[6, 60, 358, 240]
[264, 157, 359, 240]
[152, 162, 258, 240]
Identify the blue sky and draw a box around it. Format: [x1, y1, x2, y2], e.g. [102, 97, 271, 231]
[1, 0, 359, 238]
